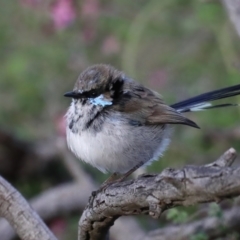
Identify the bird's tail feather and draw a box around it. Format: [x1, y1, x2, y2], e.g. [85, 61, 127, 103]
[171, 84, 240, 113]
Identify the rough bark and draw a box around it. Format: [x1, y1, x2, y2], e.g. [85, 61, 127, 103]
[78, 148, 240, 240]
[0, 168, 144, 240]
[0, 175, 57, 240]
[142, 205, 240, 240]
[0, 148, 239, 240]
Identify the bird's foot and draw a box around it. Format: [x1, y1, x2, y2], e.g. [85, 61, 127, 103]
[90, 173, 120, 204]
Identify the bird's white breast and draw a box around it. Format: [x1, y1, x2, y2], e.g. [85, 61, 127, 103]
[67, 127, 116, 173]
[66, 121, 171, 174]
[66, 100, 171, 174]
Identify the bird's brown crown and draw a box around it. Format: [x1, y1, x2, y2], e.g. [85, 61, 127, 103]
[73, 64, 124, 94]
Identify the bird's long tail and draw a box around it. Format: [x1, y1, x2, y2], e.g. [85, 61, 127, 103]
[171, 84, 240, 113]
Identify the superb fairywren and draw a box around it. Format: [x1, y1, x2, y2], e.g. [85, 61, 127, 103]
[65, 64, 240, 183]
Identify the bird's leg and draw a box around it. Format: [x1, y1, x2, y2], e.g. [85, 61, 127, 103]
[115, 161, 144, 183]
[102, 161, 145, 187]
[92, 162, 145, 198]
[99, 172, 118, 191]
[91, 173, 119, 197]
[102, 172, 119, 185]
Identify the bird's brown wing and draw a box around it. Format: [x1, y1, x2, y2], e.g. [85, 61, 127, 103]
[111, 82, 199, 128]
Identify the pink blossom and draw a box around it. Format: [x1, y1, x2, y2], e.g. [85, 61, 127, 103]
[81, 0, 99, 19]
[82, 25, 96, 42]
[101, 35, 120, 56]
[51, 0, 76, 30]
[49, 218, 67, 237]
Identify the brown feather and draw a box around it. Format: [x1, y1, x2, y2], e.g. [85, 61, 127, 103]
[69, 64, 199, 128]
[112, 80, 199, 128]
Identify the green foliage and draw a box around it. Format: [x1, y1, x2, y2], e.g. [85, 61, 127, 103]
[190, 232, 208, 240]
[208, 203, 223, 219]
[166, 208, 189, 224]
[1, 1, 240, 238]
[195, 2, 224, 26]
[1, 0, 240, 141]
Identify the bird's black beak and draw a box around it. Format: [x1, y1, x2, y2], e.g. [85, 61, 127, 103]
[64, 91, 81, 98]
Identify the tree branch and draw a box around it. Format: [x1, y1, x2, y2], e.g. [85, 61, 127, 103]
[142, 205, 240, 240]
[0, 175, 57, 240]
[0, 167, 144, 240]
[78, 148, 240, 240]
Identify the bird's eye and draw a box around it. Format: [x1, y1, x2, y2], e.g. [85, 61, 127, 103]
[89, 90, 98, 98]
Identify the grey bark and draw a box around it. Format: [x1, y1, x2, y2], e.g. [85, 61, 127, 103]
[0, 175, 57, 240]
[142, 205, 240, 240]
[78, 148, 240, 240]
[0, 148, 239, 240]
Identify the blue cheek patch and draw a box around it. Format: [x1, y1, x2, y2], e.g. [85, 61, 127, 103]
[89, 94, 112, 107]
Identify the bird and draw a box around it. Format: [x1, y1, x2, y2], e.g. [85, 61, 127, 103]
[64, 64, 240, 185]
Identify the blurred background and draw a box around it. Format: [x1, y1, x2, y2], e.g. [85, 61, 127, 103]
[1, 0, 240, 239]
